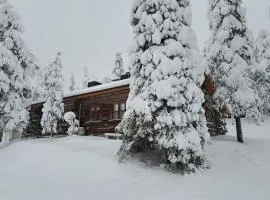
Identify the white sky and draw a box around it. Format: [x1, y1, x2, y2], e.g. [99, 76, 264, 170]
[9, 0, 270, 91]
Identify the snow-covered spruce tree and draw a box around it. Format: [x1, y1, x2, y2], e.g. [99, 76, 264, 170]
[0, 44, 29, 142]
[254, 30, 270, 116]
[0, 0, 33, 142]
[117, 0, 210, 173]
[41, 52, 64, 137]
[0, 0, 39, 103]
[112, 52, 125, 79]
[204, 0, 261, 143]
[82, 67, 90, 89]
[69, 73, 76, 92]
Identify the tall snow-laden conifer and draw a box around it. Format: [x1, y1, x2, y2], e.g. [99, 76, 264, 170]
[69, 73, 76, 92]
[117, 0, 209, 172]
[0, 0, 32, 142]
[204, 0, 261, 143]
[254, 30, 270, 115]
[112, 52, 125, 79]
[0, 44, 29, 142]
[0, 0, 39, 101]
[41, 52, 64, 137]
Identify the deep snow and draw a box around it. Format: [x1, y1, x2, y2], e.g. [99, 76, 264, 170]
[0, 120, 269, 200]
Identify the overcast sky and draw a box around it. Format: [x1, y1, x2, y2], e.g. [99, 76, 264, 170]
[9, 0, 270, 91]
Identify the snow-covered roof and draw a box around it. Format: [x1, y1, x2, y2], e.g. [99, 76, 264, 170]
[64, 78, 130, 98]
[31, 79, 130, 105]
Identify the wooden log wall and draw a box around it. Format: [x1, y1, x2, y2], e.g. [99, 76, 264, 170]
[27, 85, 130, 137]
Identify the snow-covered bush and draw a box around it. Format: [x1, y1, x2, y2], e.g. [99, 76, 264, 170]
[64, 112, 80, 136]
[64, 112, 76, 124]
[117, 0, 209, 173]
[41, 52, 64, 137]
[112, 52, 125, 79]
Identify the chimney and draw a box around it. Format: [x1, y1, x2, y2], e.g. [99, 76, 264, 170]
[88, 81, 102, 88]
[120, 72, 131, 80]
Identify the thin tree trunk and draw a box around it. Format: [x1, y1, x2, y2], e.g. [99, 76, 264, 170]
[235, 117, 243, 143]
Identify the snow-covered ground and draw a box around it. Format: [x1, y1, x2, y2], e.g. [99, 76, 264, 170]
[0, 120, 269, 200]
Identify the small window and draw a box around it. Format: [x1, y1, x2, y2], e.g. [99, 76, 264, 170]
[120, 103, 126, 119]
[113, 104, 119, 119]
[120, 103, 126, 111]
[89, 106, 100, 121]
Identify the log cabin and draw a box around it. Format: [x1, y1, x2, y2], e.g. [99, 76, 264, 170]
[27, 73, 225, 137]
[27, 75, 130, 137]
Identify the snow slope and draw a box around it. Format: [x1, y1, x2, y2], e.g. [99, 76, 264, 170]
[0, 120, 269, 200]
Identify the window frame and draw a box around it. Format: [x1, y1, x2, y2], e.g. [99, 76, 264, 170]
[113, 103, 119, 119]
[112, 103, 126, 120]
[120, 103, 126, 119]
[89, 105, 101, 122]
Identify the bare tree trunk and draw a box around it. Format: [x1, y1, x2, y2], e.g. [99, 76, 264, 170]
[235, 117, 243, 143]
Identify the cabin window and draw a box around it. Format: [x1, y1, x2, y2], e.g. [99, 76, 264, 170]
[89, 105, 101, 121]
[113, 103, 126, 119]
[113, 104, 119, 119]
[120, 103, 126, 119]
